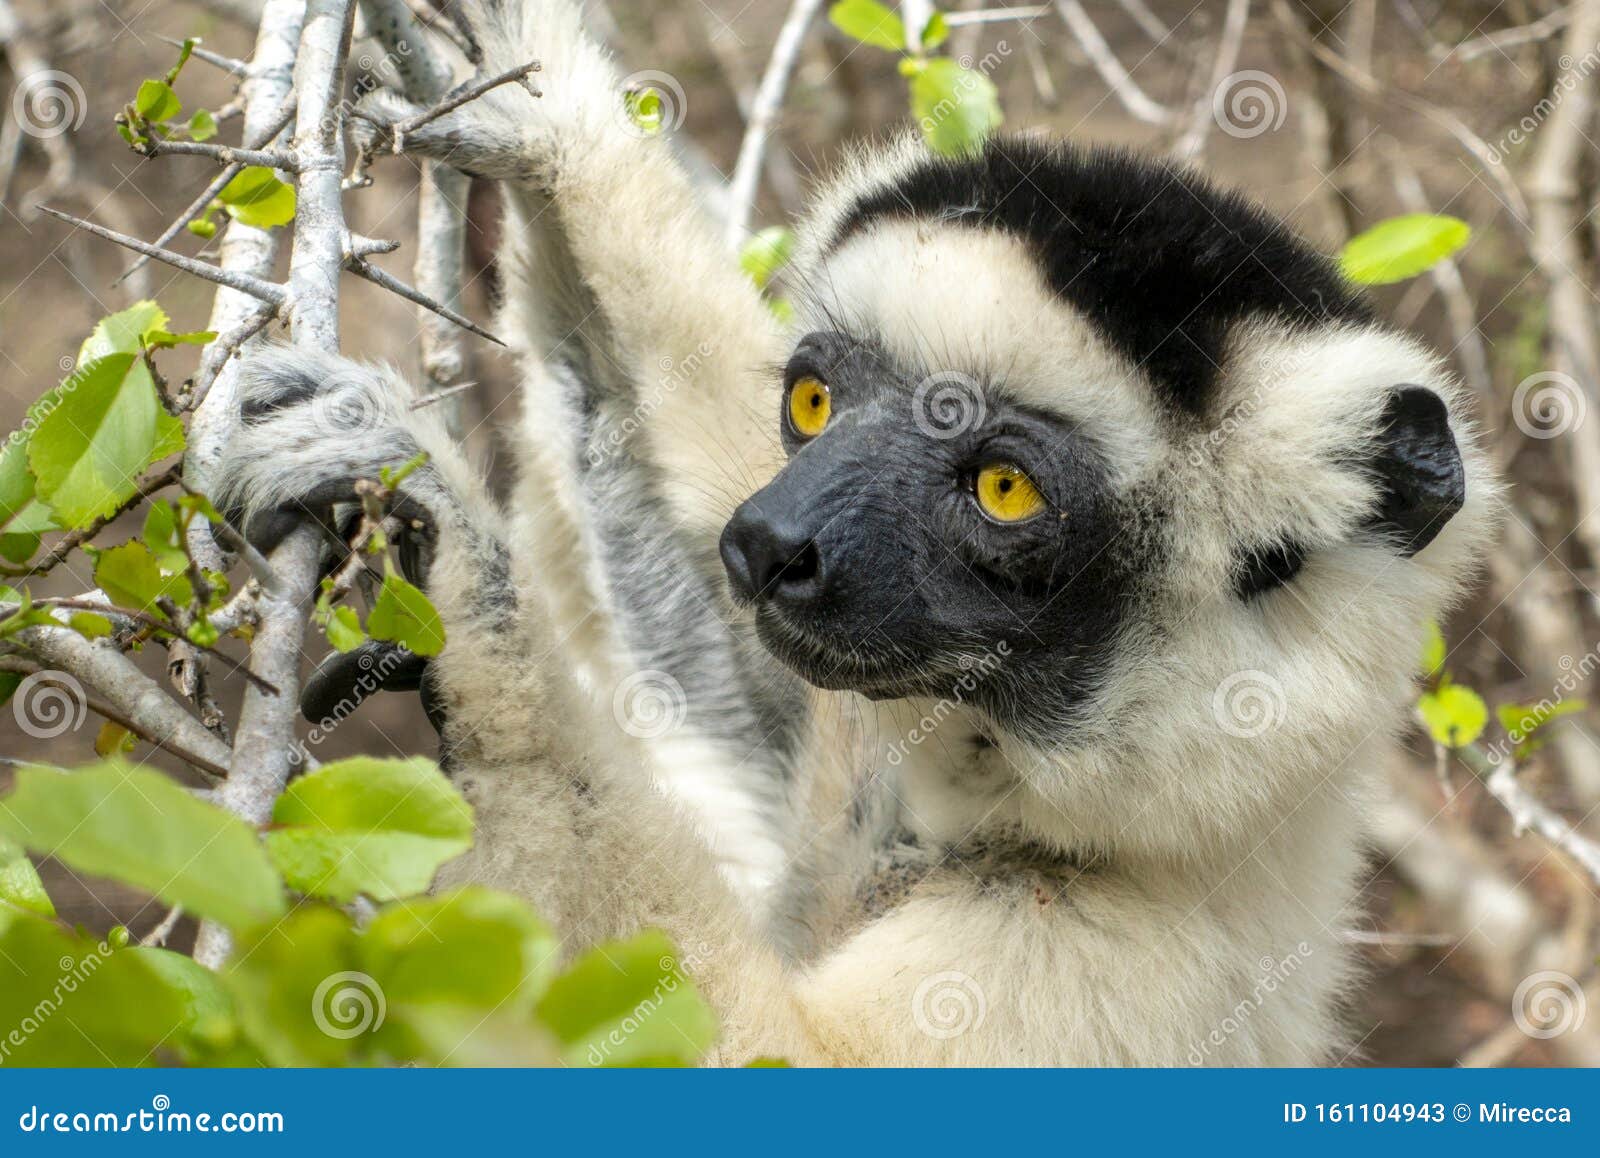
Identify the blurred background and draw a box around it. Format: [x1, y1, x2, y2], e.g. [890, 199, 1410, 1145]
[3, 0, 1599, 1065]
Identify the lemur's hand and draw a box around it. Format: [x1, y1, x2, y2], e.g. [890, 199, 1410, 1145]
[211, 347, 490, 732]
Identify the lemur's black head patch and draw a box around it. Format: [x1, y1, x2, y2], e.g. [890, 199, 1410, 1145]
[825, 137, 1372, 418]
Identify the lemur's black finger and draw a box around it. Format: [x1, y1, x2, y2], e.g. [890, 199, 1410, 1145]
[300, 641, 430, 724]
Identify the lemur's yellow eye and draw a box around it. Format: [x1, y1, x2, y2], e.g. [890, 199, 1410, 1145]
[788, 376, 831, 438]
[974, 464, 1046, 523]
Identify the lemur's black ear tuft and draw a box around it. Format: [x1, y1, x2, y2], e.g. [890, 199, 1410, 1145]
[1362, 386, 1465, 557]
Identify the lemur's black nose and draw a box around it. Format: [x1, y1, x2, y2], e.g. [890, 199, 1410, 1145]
[720, 502, 825, 606]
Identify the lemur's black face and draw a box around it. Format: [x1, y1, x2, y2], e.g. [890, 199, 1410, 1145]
[719, 331, 1133, 732]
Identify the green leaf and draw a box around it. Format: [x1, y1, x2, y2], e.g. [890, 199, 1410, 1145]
[135, 79, 182, 123]
[0, 762, 285, 930]
[920, 10, 950, 50]
[1497, 698, 1585, 757]
[624, 87, 663, 134]
[125, 945, 237, 1058]
[79, 301, 168, 364]
[142, 500, 189, 572]
[535, 929, 717, 1067]
[1339, 214, 1472, 286]
[145, 328, 217, 349]
[266, 756, 473, 903]
[0, 833, 54, 917]
[68, 611, 113, 639]
[187, 109, 217, 141]
[910, 58, 1002, 157]
[217, 166, 296, 228]
[226, 906, 371, 1066]
[325, 604, 365, 652]
[0, 913, 189, 1065]
[1420, 619, 1446, 680]
[738, 227, 795, 291]
[28, 354, 184, 528]
[829, 0, 907, 51]
[365, 888, 557, 1015]
[1418, 683, 1488, 749]
[367, 572, 446, 658]
[91, 539, 193, 613]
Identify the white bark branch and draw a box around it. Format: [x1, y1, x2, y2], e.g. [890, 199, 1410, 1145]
[724, 0, 827, 249]
[1053, 0, 1175, 126]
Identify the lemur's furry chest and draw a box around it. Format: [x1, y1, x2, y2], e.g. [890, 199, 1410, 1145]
[855, 828, 1094, 924]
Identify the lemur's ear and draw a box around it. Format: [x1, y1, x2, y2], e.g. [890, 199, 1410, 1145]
[1361, 385, 1465, 557]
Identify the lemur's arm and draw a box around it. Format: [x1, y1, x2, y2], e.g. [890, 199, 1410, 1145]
[352, 2, 804, 887]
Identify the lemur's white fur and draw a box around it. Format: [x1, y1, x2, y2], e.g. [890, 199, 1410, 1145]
[215, 0, 1496, 1064]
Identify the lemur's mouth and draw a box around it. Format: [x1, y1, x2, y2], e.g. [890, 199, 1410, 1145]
[750, 605, 930, 700]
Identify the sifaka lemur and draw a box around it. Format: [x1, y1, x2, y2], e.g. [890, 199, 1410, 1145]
[214, 0, 1496, 1064]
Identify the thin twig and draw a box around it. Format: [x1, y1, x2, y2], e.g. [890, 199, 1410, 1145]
[12, 621, 236, 778]
[1171, 0, 1249, 160]
[114, 102, 296, 289]
[136, 138, 300, 171]
[1453, 5, 1577, 63]
[1052, 0, 1175, 125]
[0, 659, 230, 781]
[37, 206, 287, 305]
[387, 60, 542, 144]
[33, 598, 280, 696]
[724, 0, 827, 248]
[140, 905, 186, 947]
[345, 255, 505, 344]
[159, 34, 249, 76]
[0, 464, 181, 579]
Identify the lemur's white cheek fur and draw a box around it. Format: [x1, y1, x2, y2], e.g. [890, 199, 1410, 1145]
[212, 0, 1496, 1065]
